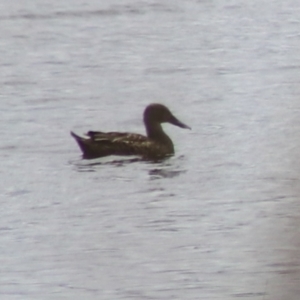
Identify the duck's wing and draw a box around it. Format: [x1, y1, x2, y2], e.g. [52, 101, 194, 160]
[89, 131, 157, 157]
[71, 131, 157, 159]
[87, 131, 149, 144]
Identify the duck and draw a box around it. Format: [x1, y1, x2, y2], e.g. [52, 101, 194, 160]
[70, 103, 190, 159]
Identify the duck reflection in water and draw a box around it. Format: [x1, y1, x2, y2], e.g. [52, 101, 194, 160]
[72, 154, 187, 180]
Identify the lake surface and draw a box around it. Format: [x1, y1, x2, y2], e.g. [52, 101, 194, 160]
[1, 0, 300, 299]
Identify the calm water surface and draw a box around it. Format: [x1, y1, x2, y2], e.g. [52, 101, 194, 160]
[1, 0, 300, 299]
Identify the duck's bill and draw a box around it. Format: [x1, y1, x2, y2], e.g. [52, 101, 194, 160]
[170, 115, 191, 130]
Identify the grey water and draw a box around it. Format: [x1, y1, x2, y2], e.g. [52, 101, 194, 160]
[1, 0, 300, 299]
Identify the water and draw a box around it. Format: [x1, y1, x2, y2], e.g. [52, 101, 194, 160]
[1, 0, 300, 299]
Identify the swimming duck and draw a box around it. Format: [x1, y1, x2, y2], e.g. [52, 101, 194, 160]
[71, 103, 190, 159]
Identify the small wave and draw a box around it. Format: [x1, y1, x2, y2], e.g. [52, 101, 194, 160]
[1, 4, 179, 21]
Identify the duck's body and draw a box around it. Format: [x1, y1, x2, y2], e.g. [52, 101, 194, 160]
[71, 103, 190, 159]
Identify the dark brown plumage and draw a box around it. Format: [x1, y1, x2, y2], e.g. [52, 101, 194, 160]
[70, 103, 190, 159]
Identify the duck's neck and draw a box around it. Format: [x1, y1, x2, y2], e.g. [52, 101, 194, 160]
[145, 122, 174, 151]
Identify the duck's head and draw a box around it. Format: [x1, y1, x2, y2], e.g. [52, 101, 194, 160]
[143, 103, 191, 129]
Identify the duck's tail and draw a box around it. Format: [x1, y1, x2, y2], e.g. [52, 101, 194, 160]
[70, 131, 95, 159]
[70, 131, 88, 145]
